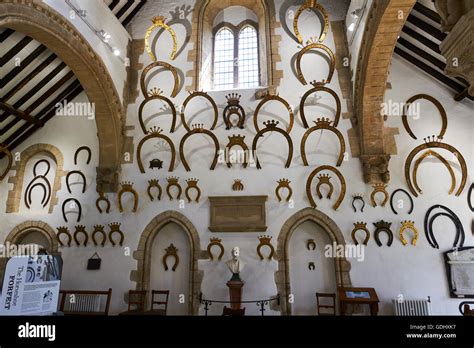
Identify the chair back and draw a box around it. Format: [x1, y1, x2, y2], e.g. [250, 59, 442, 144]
[151, 290, 170, 314]
[128, 290, 147, 312]
[316, 292, 336, 315]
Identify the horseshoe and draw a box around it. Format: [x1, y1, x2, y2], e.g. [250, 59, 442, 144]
[185, 178, 201, 203]
[373, 221, 393, 247]
[66, 170, 87, 194]
[33, 159, 51, 177]
[141, 61, 180, 98]
[225, 135, 249, 168]
[26, 182, 48, 209]
[108, 223, 125, 247]
[307, 239, 316, 251]
[24, 176, 51, 209]
[308, 262, 316, 271]
[252, 120, 293, 169]
[74, 146, 92, 166]
[56, 226, 72, 247]
[316, 174, 333, 199]
[137, 126, 176, 173]
[351, 222, 370, 246]
[399, 221, 418, 246]
[223, 93, 245, 129]
[138, 92, 177, 134]
[62, 198, 82, 223]
[96, 191, 111, 214]
[256, 235, 275, 261]
[413, 150, 456, 195]
[145, 16, 177, 61]
[166, 177, 182, 200]
[296, 42, 335, 86]
[299, 85, 341, 128]
[390, 189, 414, 215]
[469, 183, 474, 212]
[370, 184, 389, 207]
[253, 94, 294, 133]
[118, 182, 139, 213]
[180, 91, 218, 132]
[147, 179, 162, 201]
[306, 165, 346, 210]
[275, 178, 292, 202]
[0, 144, 13, 181]
[351, 195, 365, 213]
[163, 243, 179, 271]
[92, 225, 107, 247]
[207, 238, 224, 261]
[427, 210, 465, 250]
[179, 125, 220, 171]
[73, 225, 89, 247]
[293, 0, 329, 44]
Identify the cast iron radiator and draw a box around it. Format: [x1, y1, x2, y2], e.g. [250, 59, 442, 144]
[393, 298, 432, 315]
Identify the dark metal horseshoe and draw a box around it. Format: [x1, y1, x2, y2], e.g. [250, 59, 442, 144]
[24, 176, 51, 209]
[26, 182, 48, 209]
[390, 188, 414, 215]
[468, 183, 473, 212]
[74, 146, 91, 165]
[66, 170, 87, 194]
[424, 205, 464, 249]
[428, 212, 464, 249]
[62, 198, 82, 222]
[352, 195, 365, 213]
[33, 159, 51, 177]
[373, 221, 394, 247]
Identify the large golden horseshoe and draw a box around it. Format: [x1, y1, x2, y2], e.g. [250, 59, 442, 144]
[299, 85, 341, 129]
[293, 0, 329, 44]
[136, 127, 176, 173]
[145, 16, 177, 61]
[405, 139, 467, 197]
[413, 150, 456, 195]
[306, 165, 346, 210]
[296, 42, 335, 86]
[141, 61, 180, 98]
[253, 94, 294, 133]
[401, 94, 447, 140]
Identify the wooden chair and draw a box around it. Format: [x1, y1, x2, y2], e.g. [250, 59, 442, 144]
[316, 292, 336, 316]
[222, 306, 245, 316]
[127, 290, 147, 312]
[59, 288, 112, 316]
[149, 290, 170, 315]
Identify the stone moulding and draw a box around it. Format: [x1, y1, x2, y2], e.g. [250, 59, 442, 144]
[208, 196, 268, 232]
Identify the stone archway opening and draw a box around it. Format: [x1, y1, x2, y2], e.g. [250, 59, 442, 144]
[275, 208, 352, 315]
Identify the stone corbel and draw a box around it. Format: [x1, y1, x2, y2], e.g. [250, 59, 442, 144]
[96, 166, 120, 193]
[360, 154, 390, 184]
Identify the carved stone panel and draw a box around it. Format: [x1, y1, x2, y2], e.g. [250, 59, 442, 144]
[208, 196, 268, 232]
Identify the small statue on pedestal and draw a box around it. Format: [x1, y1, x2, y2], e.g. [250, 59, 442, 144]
[226, 246, 245, 281]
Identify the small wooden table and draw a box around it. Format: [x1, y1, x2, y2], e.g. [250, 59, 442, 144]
[338, 287, 379, 316]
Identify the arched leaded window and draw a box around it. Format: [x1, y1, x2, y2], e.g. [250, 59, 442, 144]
[212, 21, 259, 89]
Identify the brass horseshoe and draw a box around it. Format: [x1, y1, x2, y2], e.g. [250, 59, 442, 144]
[56, 226, 72, 247]
[404, 137, 467, 197]
[316, 174, 333, 199]
[108, 223, 125, 247]
[96, 191, 111, 214]
[118, 182, 139, 213]
[257, 235, 275, 261]
[138, 89, 177, 134]
[306, 165, 346, 210]
[179, 125, 220, 172]
[351, 222, 370, 246]
[399, 220, 418, 246]
[413, 150, 456, 195]
[137, 126, 176, 173]
[253, 94, 294, 133]
[275, 178, 292, 202]
[293, 0, 329, 44]
[299, 84, 341, 129]
[307, 239, 316, 251]
[92, 225, 107, 247]
[180, 91, 218, 132]
[370, 183, 389, 207]
[207, 238, 225, 261]
[147, 179, 162, 201]
[166, 177, 182, 200]
[73, 225, 89, 247]
[296, 42, 335, 86]
[145, 16, 177, 61]
[163, 243, 179, 271]
[301, 118, 345, 167]
[0, 144, 13, 181]
[185, 178, 201, 203]
[141, 61, 180, 98]
[401, 94, 447, 140]
[252, 120, 293, 169]
[225, 135, 249, 168]
[223, 93, 246, 129]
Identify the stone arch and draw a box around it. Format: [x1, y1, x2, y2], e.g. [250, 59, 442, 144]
[275, 208, 352, 315]
[130, 211, 204, 315]
[6, 143, 66, 214]
[0, 0, 124, 191]
[5, 220, 59, 254]
[187, 0, 282, 90]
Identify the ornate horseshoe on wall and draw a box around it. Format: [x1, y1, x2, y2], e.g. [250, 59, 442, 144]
[56, 226, 72, 247]
[138, 89, 177, 134]
[299, 84, 341, 129]
[180, 91, 218, 132]
[141, 61, 180, 98]
[428, 212, 464, 250]
[145, 16, 177, 61]
[412, 150, 456, 195]
[0, 144, 13, 181]
[73, 225, 89, 247]
[137, 126, 176, 173]
[257, 235, 275, 261]
[118, 182, 139, 213]
[62, 198, 82, 223]
[207, 238, 225, 261]
[185, 178, 201, 203]
[399, 220, 418, 246]
[351, 222, 370, 246]
[225, 135, 249, 168]
[33, 159, 51, 177]
[66, 170, 87, 194]
[401, 94, 447, 140]
[307, 239, 316, 251]
[468, 183, 474, 212]
[405, 137, 467, 197]
[296, 41, 335, 86]
[163, 243, 179, 271]
[74, 146, 91, 166]
[352, 194, 365, 213]
[275, 178, 292, 202]
[253, 94, 294, 133]
[108, 223, 125, 247]
[424, 205, 465, 249]
[316, 174, 333, 199]
[390, 189, 414, 215]
[301, 118, 346, 167]
[373, 221, 393, 247]
[147, 179, 162, 201]
[223, 93, 246, 129]
[252, 120, 293, 169]
[308, 262, 316, 271]
[371, 183, 389, 207]
[166, 177, 182, 200]
[293, 0, 329, 44]
[306, 165, 346, 210]
[96, 191, 111, 214]
[92, 225, 107, 247]
[179, 125, 220, 171]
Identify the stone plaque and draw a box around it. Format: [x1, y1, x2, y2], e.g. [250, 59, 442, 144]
[208, 196, 268, 232]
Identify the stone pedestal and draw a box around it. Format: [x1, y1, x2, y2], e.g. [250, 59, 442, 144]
[226, 279, 244, 310]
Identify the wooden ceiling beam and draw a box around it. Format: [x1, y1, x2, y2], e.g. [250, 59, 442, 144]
[0, 36, 33, 67]
[0, 101, 43, 127]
